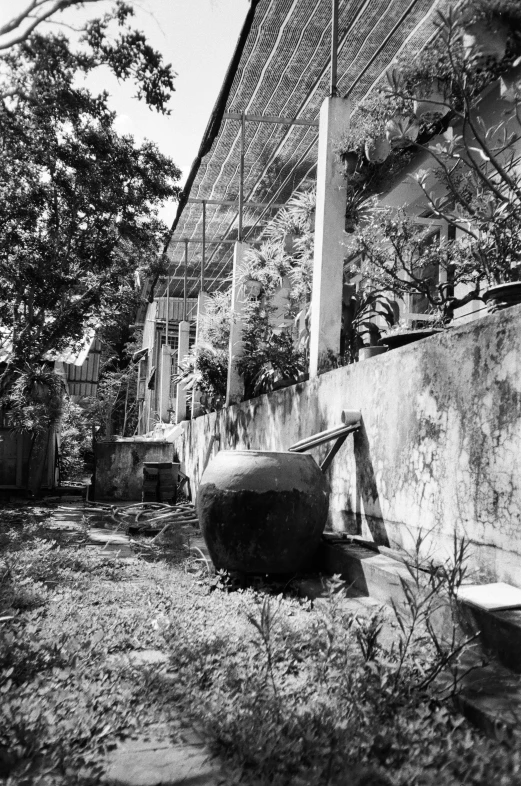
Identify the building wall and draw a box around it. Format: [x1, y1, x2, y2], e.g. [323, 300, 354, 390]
[94, 440, 174, 500]
[176, 304, 521, 587]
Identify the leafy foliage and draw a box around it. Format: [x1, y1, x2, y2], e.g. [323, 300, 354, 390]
[0, 21, 180, 386]
[351, 209, 481, 324]
[236, 300, 306, 398]
[59, 399, 93, 481]
[174, 291, 231, 412]
[1, 510, 521, 784]
[341, 286, 398, 362]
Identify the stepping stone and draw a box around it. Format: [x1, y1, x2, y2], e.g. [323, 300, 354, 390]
[457, 582, 521, 611]
[104, 737, 220, 786]
[88, 529, 130, 545]
[84, 544, 135, 560]
[106, 650, 169, 669]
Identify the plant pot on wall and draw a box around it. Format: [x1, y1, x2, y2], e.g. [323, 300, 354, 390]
[413, 78, 450, 122]
[482, 281, 521, 312]
[378, 329, 442, 350]
[358, 345, 389, 361]
[244, 279, 262, 298]
[462, 18, 509, 68]
[364, 135, 391, 163]
[340, 151, 359, 176]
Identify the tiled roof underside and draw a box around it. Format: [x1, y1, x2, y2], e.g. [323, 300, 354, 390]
[162, 0, 442, 300]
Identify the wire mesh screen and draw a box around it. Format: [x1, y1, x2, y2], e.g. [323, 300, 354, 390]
[163, 0, 443, 300]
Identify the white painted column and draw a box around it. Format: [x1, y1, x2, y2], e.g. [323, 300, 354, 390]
[158, 344, 171, 422]
[192, 290, 210, 418]
[175, 320, 191, 423]
[309, 96, 350, 377]
[226, 241, 249, 406]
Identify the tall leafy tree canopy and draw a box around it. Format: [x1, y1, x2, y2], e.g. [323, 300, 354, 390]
[0, 3, 180, 383]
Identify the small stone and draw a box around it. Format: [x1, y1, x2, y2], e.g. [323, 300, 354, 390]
[128, 650, 168, 667]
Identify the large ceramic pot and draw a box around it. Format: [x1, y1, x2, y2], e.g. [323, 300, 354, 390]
[483, 282, 521, 313]
[197, 450, 329, 574]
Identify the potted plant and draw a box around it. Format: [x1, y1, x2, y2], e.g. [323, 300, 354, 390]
[345, 188, 377, 234]
[378, 320, 443, 350]
[364, 135, 391, 164]
[340, 284, 398, 362]
[340, 150, 359, 176]
[382, 5, 521, 312]
[351, 208, 482, 327]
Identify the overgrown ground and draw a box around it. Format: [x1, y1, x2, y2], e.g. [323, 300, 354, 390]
[1, 505, 521, 786]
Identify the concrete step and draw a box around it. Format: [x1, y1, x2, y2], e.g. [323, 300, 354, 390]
[317, 536, 521, 735]
[318, 537, 521, 671]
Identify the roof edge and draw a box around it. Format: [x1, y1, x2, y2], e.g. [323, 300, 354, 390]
[148, 0, 261, 303]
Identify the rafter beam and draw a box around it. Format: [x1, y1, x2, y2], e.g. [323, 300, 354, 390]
[187, 198, 285, 208]
[224, 112, 319, 127]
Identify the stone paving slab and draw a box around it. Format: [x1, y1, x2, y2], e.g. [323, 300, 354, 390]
[106, 650, 169, 669]
[88, 528, 131, 545]
[104, 735, 221, 786]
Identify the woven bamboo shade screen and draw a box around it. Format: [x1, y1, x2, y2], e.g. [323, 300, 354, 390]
[161, 0, 443, 300]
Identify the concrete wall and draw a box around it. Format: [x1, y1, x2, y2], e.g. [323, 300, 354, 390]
[176, 305, 521, 587]
[94, 440, 174, 500]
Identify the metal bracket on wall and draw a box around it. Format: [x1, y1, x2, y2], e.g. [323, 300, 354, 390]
[288, 411, 361, 473]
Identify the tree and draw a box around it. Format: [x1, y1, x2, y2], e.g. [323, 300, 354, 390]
[0, 0, 152, 53]
[0, 16, 180, 389]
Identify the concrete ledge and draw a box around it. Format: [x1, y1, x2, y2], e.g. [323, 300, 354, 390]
[318, 539, 521, 735]
[318, 540, 521, 673]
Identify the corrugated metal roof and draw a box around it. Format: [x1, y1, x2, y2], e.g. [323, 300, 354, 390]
[63, 336, 102, 397]
[162, 0, 443, 300]
[0, 330, 98, 367]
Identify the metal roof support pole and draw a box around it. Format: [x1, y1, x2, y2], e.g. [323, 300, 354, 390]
[331, 0, 339, 97]
[309, 95, 350, 378]
[183, 239, 188, 321]
[165, 275, 170, 345]
[226, 241, 249, 406]
[174, 239, 191, 423]
[238, 110, 246, 241]
[193, 205, 209, 418]
[175, 244, 191, 425]
[201, 199, 206, 293]
[191, 288, 210, 419]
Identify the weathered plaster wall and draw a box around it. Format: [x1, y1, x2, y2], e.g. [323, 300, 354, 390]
[94, 440, 174, 500]
[176, 305, 521, 586]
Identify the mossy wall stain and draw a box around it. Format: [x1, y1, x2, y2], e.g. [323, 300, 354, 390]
[180, 305, 521, 585]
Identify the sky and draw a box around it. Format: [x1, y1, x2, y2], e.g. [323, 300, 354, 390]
[0, 0, 250, 223]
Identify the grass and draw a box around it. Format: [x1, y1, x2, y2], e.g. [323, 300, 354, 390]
[1, 504, 521, 785]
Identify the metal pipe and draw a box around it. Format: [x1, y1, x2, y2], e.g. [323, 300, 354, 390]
[201, 199, 206, 293]
[331, 0, 339, 97]
[288, 423, 359, 453]
[183, 239, 188, 321]
[165, 275, 169, 345]
[223, 111, 319, 127]
[238, 110, 246, 241]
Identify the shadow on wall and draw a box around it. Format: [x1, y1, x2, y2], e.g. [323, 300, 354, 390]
[353, 418, 390, 547]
